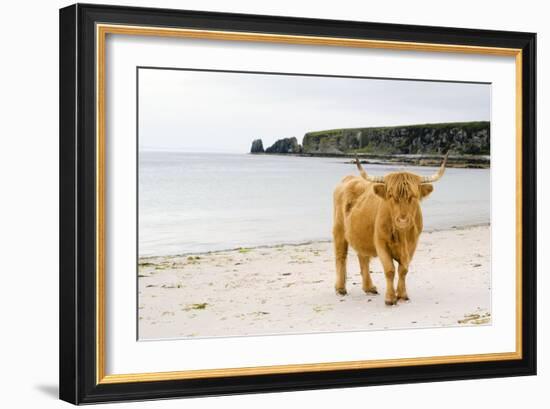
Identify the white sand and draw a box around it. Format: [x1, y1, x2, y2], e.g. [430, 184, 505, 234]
[138, 225, 491, 340]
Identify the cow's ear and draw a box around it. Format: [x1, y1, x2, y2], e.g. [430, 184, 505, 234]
[373, 184, 386, 199]
[420, 184, 433, 199]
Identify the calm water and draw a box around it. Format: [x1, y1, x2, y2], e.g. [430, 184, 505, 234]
[139, 152, 490, 257]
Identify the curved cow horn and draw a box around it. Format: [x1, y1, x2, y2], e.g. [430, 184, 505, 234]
[421, 152, 449, 183]
[355, 155, 385, 183]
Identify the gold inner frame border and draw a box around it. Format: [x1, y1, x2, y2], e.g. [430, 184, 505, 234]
[95, 23, 523, 385]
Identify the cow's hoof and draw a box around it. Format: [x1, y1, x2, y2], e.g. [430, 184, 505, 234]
[385, 298, 397, 306]
[398, 295, 410, 302]
[363, 286, 378, 295]
[335, 287, 347, 296]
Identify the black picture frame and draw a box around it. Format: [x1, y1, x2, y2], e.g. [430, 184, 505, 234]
[59, 3, 536, 405]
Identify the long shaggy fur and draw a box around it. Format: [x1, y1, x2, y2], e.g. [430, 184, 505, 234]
[384, 173, 422, 200]
[332, 161, 444, 304]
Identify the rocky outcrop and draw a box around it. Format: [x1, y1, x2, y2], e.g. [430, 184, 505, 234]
[302, 122, 489, 155]
[250, 139, 264, 153]
[265, 137, 302, 154]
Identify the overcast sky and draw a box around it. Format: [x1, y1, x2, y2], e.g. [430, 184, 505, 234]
[138, 68, 490, 153]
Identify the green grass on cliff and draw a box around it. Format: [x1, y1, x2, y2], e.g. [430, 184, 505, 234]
[305, 121, 489, 137]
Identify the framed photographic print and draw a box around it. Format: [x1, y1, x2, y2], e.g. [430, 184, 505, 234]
[59, 3, 536, 404]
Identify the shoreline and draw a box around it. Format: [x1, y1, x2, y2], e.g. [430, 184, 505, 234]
[139, 225, 491, 340]
[139, 222, 490, 260]
[249, 152, 490, 169]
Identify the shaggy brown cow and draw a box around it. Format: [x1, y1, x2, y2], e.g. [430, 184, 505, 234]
[332, 154, 448, 305]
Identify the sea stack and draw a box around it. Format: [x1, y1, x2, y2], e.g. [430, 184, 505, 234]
[265, 137, 302, 154]
[250, 139, 264, 153]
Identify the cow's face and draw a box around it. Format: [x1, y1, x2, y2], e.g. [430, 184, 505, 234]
[355, 153, 448, 230]
[373, 173, 434, 230]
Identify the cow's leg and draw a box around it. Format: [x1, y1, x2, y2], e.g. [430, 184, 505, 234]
[397, 263, 409, 301]
[358, 255, 377, 294]
[377, 247, 397, 305]
[333, 236, 348, 295]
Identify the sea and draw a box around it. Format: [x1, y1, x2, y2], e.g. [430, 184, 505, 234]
[139, 152, 490, 257]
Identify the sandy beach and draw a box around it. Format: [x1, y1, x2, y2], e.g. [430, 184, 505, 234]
[138, 225, 491, 340]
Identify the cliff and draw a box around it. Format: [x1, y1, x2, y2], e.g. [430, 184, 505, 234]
[301, 121, 489, 155]
[250, 122, 490, 167]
